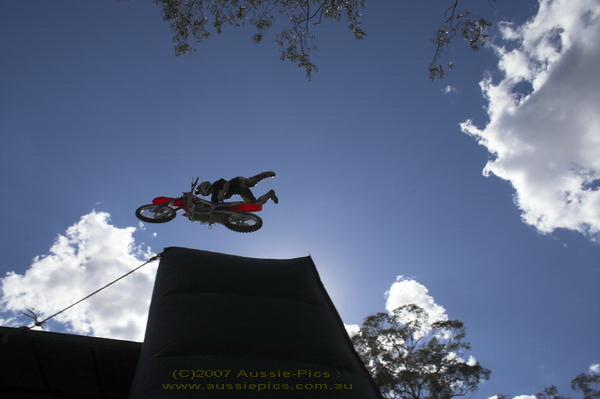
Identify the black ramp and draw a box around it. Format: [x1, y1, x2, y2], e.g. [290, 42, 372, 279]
[128, 247, 382, 399]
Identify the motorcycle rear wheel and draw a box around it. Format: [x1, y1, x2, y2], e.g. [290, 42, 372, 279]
[222, 213, 263, 233]
[135, 204, 176, 223]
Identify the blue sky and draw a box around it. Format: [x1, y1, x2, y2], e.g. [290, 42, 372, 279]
[1, 0, 599, 397]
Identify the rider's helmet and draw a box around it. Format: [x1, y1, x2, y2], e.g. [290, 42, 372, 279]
[196, 181, 212, 196]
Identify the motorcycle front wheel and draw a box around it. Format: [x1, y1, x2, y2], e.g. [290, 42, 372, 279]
[135, 204, 176, 223]
[222, 213, 263, 233]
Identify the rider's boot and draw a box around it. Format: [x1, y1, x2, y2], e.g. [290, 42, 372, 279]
[269, 189, 278, 204]
[257, 190, 278, 205]
[260, 171, 276, 178]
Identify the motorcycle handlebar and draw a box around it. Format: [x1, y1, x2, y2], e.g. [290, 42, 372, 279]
[191, 177, 199, 191]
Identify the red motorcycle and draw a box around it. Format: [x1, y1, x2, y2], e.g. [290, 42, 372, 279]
[135, 178, 264, 233]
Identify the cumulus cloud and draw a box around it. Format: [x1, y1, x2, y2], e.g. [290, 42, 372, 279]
[349, 277, 447, 341]
[344, 323, 360, 337]
[590, 363, 600, 374]
[443, 85, 458, 94]
[385, 276, 447, 323]
[462, 0, 600, 239]
[0, 211, 157, 341]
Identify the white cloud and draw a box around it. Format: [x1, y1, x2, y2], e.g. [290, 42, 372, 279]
[385, 276, 447, 323]
[590, 363, 600, 374]
[443, 85, 458, 94]
[344, 323, 360, 337]
[462, 0, 600, 239]
[0, 211, 157, 341]
[348, 277, 447, 338]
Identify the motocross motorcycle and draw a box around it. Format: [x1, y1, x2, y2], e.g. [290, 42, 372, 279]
[135, 178, 264, 233]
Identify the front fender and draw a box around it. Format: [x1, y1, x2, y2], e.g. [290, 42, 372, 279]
[152, 197, 185, 208]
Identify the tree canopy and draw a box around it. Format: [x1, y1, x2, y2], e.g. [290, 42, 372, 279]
[530, 372, 600, 399]
[351, 304, 490, 399]
[492, 368, 600, 399]
[152, 0, 494, 80]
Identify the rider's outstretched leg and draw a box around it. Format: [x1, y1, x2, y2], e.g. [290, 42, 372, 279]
[246, 171, 276, 187]
[256, 190, 278, 205]
[239, 187, 258, 203]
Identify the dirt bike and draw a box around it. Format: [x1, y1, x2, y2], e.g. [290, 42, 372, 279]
[135, 178, 264, 233]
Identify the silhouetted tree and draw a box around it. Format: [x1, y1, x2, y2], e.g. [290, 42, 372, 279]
[428, 0, 494, 80]
[536, 385, 573, 399]
[351, 304, 490, 399]
[151, 0, 494, 80]
[571, 372, 600, 399]
[495, 368, 600, 399]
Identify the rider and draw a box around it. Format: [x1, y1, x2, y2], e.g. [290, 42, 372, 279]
[196, 171, 279, 205]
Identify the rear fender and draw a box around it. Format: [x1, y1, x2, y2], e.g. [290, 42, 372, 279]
[228, 203, 262, 213]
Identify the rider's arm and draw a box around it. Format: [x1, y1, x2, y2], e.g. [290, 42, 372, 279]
[210, 179, 224, 203]
[218, 181, 230, 201]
